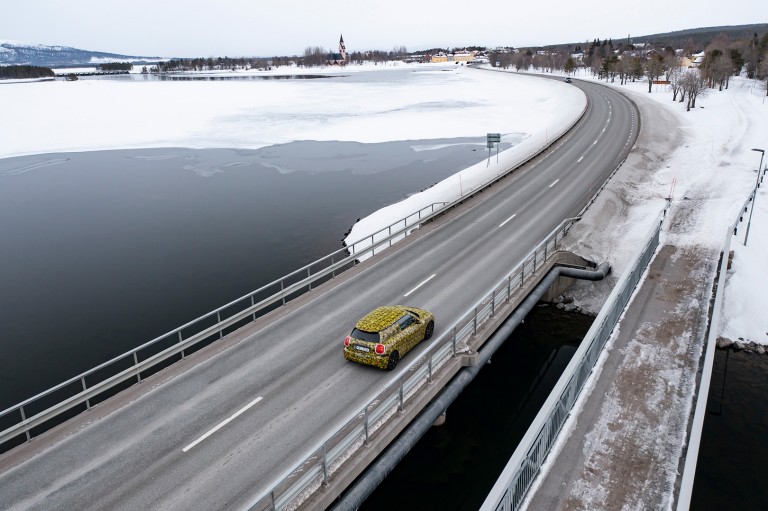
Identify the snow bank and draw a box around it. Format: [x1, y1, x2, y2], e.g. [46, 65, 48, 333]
[342, 86, 586, 250]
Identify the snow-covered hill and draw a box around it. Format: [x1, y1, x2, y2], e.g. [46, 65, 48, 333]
[0, 40, 160, 67]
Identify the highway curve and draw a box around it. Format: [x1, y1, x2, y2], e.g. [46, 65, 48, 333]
[0, 74, 638, 511]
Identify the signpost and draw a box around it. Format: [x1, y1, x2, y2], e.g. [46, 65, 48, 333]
[487, 133, 501, 166]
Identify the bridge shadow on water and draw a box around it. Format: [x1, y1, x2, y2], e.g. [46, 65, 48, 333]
[355, 304, 594, 511]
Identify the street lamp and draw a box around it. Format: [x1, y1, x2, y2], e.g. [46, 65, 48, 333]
[744, 148, 765, 246]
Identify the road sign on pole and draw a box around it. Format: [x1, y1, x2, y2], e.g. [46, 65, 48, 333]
[487, 133, 501, 165]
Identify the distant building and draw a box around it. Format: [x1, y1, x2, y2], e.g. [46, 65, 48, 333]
[431, 51, 475, 63]
[326, 34, 347, 65]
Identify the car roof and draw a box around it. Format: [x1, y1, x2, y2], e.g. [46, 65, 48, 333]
[355, 305, 409, 332]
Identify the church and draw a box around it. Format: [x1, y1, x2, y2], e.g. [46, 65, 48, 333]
[326, 35, 347, 65]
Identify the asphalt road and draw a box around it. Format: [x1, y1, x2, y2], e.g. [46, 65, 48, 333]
[0, 75, 639, 511]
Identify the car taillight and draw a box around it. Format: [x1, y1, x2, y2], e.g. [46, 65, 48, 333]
[344, 336, 350, 347]
[375, 344, 385, 355]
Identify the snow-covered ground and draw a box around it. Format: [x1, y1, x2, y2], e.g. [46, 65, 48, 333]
[553, 69, 768, 346]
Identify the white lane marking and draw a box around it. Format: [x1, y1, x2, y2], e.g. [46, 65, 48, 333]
[577, 156, 584, 163]
[183, 396, 263, 452]
[404, 274, 437, 297]
[499, 213, 517, 228]
[549, 179, 560, 188]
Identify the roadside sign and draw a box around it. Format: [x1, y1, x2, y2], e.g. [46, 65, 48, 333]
[486, 133, 501, 166]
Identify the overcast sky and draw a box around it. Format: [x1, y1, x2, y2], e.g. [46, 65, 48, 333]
[2, 0, 763, 57]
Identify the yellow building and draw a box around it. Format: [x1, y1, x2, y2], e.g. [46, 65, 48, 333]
[431, 51, 475, 63]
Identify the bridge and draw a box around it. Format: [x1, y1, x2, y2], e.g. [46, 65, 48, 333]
[0, 76, 639, 510]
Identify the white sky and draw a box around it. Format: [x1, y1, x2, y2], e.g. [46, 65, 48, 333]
[1, 0, 763, 57]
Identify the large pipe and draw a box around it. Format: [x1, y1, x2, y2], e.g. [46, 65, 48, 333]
[331, 262, 610, 510]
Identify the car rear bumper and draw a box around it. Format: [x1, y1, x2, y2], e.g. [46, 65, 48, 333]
[343, 348, 388, 369]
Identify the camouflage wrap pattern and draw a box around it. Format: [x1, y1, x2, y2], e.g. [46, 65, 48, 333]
[343, 305, 435, 370]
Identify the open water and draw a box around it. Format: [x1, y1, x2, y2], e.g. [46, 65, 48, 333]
[358, 305, 593, 510]
[0, 139, 505, 410]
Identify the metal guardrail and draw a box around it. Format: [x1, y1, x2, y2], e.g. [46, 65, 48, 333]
[676, 187, 759, 509]
[0, 92, 589, 450]
[244, 216, 580, 511]
[480, 202, 669, 511]
[0, 201, 446, 447]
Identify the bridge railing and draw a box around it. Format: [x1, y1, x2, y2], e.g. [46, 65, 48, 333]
[675, 186, 760, 509]
[480, 203, 669, 511]
[244, 216, 580, 511]
[0, 201, 447, 448]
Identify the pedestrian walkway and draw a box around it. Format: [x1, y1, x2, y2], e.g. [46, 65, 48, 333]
[525, 242, 717, 510]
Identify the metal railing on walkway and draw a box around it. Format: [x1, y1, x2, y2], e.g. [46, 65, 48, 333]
[480, 202, 669, 511]
[676, 187, 760, 509]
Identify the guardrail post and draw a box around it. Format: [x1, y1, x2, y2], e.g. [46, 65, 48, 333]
[179, 331, 186, 359]
[321, 444, 329, 485]
[251, 295, 257, 321]
[399, 380, 405, 412]
[452, 326, 457, 357]
[307, 268, 312, 290]
[20, 406, 31, 441]
[533, 250, 537, 273]
[280, 280, 286, 305]
[428, 356, 433, 384]
[134, 352, 142, 383]
[473, 307, 478, 335]
[217, 312, 223, 338]
[81, 377, 91, 410]
[364, 406, 370, 446]
[389, 226, 392, 247]
[521, 263, 525, 287]
[491, 289, 496, 317]
[507, 275, 512, 302]
[370, 234, 374, 256]
[270, 491, 276, 511]
[331, 254, 336, 278]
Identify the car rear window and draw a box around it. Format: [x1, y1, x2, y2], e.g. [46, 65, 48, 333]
[351, 328, 380, 343]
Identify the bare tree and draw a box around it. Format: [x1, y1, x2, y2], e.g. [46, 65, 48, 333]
[644, 54, 665, 92]
[669, 66, 684, 102]
[681, 70, 707, 111]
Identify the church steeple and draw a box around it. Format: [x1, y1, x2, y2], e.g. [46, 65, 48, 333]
[339, 34, 347, 61]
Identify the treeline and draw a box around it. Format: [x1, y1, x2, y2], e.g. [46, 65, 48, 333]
[96, 62, 133, 71]
[499, 30, 768, 110]
[153, 56, 288, 73]
[0, 65, 55, 80]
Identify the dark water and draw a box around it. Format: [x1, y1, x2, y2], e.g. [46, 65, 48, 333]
[0, 139, 503, 410]
[691, 349, 768, 510]
[357, 305, 593, 511]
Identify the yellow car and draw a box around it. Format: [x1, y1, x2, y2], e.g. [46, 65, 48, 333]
[343, 305, 435, 370]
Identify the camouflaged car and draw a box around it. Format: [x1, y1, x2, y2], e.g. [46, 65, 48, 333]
[343, 305, 435, 370]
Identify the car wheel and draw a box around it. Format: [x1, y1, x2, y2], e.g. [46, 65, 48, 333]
[386, 351, 400, 370]
[424, 321, 434, 340]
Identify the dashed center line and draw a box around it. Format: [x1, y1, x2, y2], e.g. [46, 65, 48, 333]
[404, 274, 437, 297]
[549, 179, 560, 188]
[499, 213, 517, 227]
[577, 156, 584, 163]
[183, 396, 264, 453]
